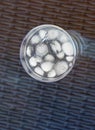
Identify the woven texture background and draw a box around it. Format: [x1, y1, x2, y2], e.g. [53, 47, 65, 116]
[0, 0, 95, 130]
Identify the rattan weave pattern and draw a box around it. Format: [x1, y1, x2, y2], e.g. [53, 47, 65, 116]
[0, 0, 95, 130]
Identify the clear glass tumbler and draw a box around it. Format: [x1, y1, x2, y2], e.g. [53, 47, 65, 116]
[20, 24, 94, 82]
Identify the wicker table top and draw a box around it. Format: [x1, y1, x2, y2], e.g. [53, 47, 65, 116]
[0, 1, 95, 130]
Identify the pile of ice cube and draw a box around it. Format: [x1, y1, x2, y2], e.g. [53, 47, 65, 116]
[26, 26, 75, 79]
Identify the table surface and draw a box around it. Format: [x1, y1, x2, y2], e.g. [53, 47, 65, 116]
[0, 1, 95, 130]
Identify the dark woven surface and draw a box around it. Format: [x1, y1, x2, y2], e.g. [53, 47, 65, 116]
[0, 0, 95, 130]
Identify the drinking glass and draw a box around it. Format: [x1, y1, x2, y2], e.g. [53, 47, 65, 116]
[20, 24, 95, 82]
